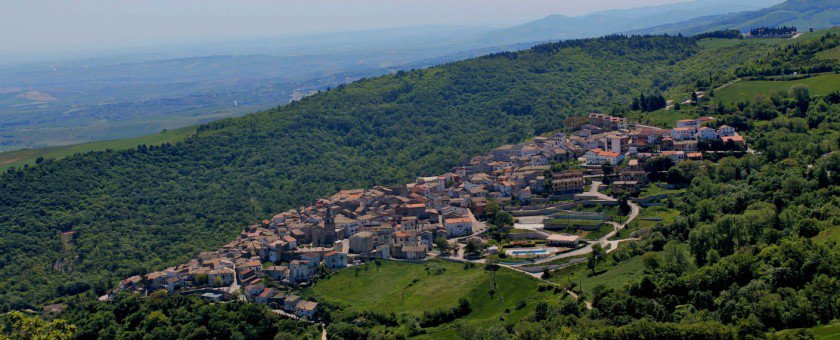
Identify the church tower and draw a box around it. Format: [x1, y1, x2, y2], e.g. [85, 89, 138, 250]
[324, 207, 337, 244]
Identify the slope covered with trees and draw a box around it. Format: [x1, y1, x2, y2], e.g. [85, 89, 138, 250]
[0, 35, 726, 310]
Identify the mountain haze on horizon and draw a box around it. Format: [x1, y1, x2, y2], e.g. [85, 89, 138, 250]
[633, 0, 840, 35]
[463, 0, 783, 46]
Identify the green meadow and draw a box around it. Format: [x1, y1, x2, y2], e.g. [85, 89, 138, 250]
[304, 260, 568, 337]
[713, 74, 840, 104]
[0, 126, 196, 171]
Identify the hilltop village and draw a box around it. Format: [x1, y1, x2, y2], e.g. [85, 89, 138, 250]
[115, 112, 744, 319]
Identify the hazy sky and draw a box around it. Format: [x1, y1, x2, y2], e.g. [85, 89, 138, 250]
[2, 0, 687, 58]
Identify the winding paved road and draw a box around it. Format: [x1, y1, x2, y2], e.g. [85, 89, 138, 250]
[483, 184, 642, 309]
[528, 199, 640, 265]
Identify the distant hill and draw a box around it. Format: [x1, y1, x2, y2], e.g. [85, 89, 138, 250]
[633, 0, 840, 35]
[464, 0, 782, 46]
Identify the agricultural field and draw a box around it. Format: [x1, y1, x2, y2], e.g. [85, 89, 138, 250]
[0, 126, 196, 171]
[713, 73, 840, 104]
[304, 260, 566, 337]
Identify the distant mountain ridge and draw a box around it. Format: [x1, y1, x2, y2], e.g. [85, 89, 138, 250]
[632, 0, 840, 35]
[463, 0, 783, 46]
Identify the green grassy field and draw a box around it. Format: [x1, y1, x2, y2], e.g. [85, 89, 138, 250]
[713, 74, 840, 104]
[816, 45, 840, 61]
[617, 206, 681, 239]
[813, 226, 840, 245]
[624, 108, 700, 128]
[0, 126, 196, 171]
[549, 250, 648, 296]
[697, 37, 787, 50]
[304, 260, 566, 337]
[773, 322, 840, 340]
[639, 183, 686, 199]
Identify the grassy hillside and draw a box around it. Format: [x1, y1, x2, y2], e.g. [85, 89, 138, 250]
[816, 45, 840, 60]
[0, 126, 197, 171]
[714, 73, 840, 103]
[551, 253, 649, 296]
[772, 322, 840, 339]
[307, 260, 487, 315]
[306, 260, 567, 338]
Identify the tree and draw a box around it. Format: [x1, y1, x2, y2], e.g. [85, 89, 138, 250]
[493, 211, 514, 228]
[642, 252, 660, 273]
[601, 162, 614, 184]
[705, 249, 721, 265]
[486, 199, 500, 220]
[661, 241, 690, 275]
[485, 257, 500, 292]
[543, 169, 554, 194]
[0, 311, 76, 340]
[789, 84, 811, 114]
[465, 238, 482, 256]
[194, 274, 208, 286]
[618, 195, 631, 215]
[796, 218, 821, 238]
[588, 244, 604, 274]
[434, 237, 451, 255]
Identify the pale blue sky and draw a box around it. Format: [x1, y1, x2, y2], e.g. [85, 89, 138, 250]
[2, 0, 688, 58]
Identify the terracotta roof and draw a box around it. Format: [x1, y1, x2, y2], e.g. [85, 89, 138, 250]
[721, 135, 745, 143]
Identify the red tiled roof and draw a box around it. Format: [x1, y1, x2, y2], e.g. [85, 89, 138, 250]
[721, 135, 745, 143]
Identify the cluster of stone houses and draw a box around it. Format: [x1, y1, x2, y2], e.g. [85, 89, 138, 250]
[117, 127, 599, 296]
[117, 111, 745, 310]
[579, 114, 744, 166]
[243, 287, 318, 319]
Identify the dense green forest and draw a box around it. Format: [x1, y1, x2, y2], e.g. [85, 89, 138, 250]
[0, 292, 320, 339]
[0, 35, 740, 310]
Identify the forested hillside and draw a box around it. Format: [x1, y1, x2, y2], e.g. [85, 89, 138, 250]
[0, 35, 739, 310]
